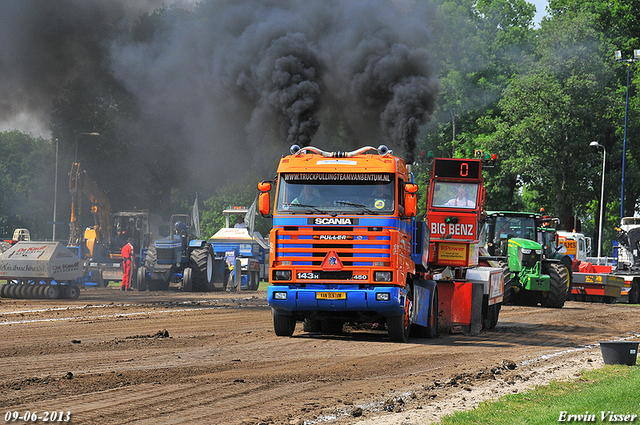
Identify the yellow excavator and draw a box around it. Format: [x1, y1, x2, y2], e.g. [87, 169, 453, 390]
[68, 163, 161, 287]
[68, 162, 113, 258]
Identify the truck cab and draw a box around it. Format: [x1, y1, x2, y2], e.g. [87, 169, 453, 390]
[259, 145, 425, 342]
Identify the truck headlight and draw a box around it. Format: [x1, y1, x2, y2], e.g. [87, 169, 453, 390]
[521, 248, 531, 254]
[273, 291, 288, 300]
[273, 270, 292, 281]
[374, 271, 392, 282]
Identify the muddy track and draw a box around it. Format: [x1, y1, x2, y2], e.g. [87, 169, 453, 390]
[0, 288, 637, 424]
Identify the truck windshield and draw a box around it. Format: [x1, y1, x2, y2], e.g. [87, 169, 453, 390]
[431, 182, 478, 209]
[276, 173, 395, 215]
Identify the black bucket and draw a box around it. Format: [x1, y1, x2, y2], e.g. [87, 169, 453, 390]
[599, 341, 639, 366]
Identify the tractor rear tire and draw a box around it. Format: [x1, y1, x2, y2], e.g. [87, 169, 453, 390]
[542, 263, 570, 308]
[190, 248, 213, 292]
[273, 310, 296, 336]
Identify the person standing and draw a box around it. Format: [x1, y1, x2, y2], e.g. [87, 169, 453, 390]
[121, 238, 134, 291]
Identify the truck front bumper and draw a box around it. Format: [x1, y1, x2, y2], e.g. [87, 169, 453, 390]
[267, 284, 406, 317]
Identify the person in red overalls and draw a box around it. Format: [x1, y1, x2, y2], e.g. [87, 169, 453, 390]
[120, 238, 134, 291]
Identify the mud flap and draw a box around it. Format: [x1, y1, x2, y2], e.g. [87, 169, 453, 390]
[436, 280, 483, 334]
[412, 279, 436, 327]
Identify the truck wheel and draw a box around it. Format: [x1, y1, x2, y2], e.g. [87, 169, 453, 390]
[137, 266, 148, 291]
[542, 263, 569, 308]
[388, 286, 412, 342]
[190, 248, 213, 292]
[483, 303, 500, 330]
[45, 285, 60, 299]
[628, 281, 640, 304]
[183, 267, 193, 292]
[273, 310, 296, 336]
[498, 261, 512, 305]
[65, 285, 81, 300]
[250, 271, 260, 290]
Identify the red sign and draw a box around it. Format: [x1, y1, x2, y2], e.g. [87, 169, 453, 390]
[321, 250, 344, 271]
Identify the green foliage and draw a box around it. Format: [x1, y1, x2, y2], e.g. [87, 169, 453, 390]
[199, 174, 272, 239]
[0, 131, 55, 239]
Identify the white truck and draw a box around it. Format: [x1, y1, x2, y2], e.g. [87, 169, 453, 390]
[611, 217, 640, 303]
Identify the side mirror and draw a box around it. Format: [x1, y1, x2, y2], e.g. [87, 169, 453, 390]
[556, 244, 567, 254]
[404, 192, 417, 217]
[257, 181, 272, 217]
[257, 181, 271, 192]
[404, 183, 418, 194]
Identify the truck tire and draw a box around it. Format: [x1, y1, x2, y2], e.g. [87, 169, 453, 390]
[498, 261, 512, 305]
[250, 271, 260, 290]
[388, 286, 412, 342]
[542, 263, 569, 308]
[182, 267, 193, 292]
[273, 310, 296, 336]
[483, 303, 500, 330]
[65, 285, 81, 300]
[628, 281, 640, 304]
[137, 266, 148, 291]
[45, 285, 60, 300]
[190, 248, 213, 292]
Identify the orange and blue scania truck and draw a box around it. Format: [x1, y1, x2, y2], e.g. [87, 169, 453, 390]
[257, 145, 503, 342]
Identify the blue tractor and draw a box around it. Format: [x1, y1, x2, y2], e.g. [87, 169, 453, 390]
[137, 214, 226, 291]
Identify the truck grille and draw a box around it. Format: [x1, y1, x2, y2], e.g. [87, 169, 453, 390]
[157, 248, 176, 262]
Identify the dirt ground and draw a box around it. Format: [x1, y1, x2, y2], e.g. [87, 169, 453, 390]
[1, 287, 638, 425]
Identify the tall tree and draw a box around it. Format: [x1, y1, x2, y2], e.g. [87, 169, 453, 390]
[481, 8, 617, 226]
[0, 131, 55, 239]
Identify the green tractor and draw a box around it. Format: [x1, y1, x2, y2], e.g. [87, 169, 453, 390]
[480, 212, 570, 308]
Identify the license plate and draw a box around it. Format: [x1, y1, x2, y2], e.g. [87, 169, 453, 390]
[316, 292, 346, 300]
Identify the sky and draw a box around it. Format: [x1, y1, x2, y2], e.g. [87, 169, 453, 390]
[531, 0, 548, 26]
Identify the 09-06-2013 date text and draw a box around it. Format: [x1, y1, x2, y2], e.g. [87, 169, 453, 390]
[4, 411, 71, 423]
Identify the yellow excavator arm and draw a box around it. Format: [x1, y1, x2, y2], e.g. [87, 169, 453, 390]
[68, 163, 113, 255]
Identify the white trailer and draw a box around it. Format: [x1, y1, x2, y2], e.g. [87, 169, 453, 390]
[0, 241, 83, 299]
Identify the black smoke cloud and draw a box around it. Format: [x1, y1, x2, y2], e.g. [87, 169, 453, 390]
[1, 0, 438, 168]
[108, 0, 438, 164]
[0, 0, 179, 136]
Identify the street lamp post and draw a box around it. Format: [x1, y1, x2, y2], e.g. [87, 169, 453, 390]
[74, 132, 101, 163]
[590, 141, 606, 260]
[52, 139, 59, 241]
[614, 49, 640, 219]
